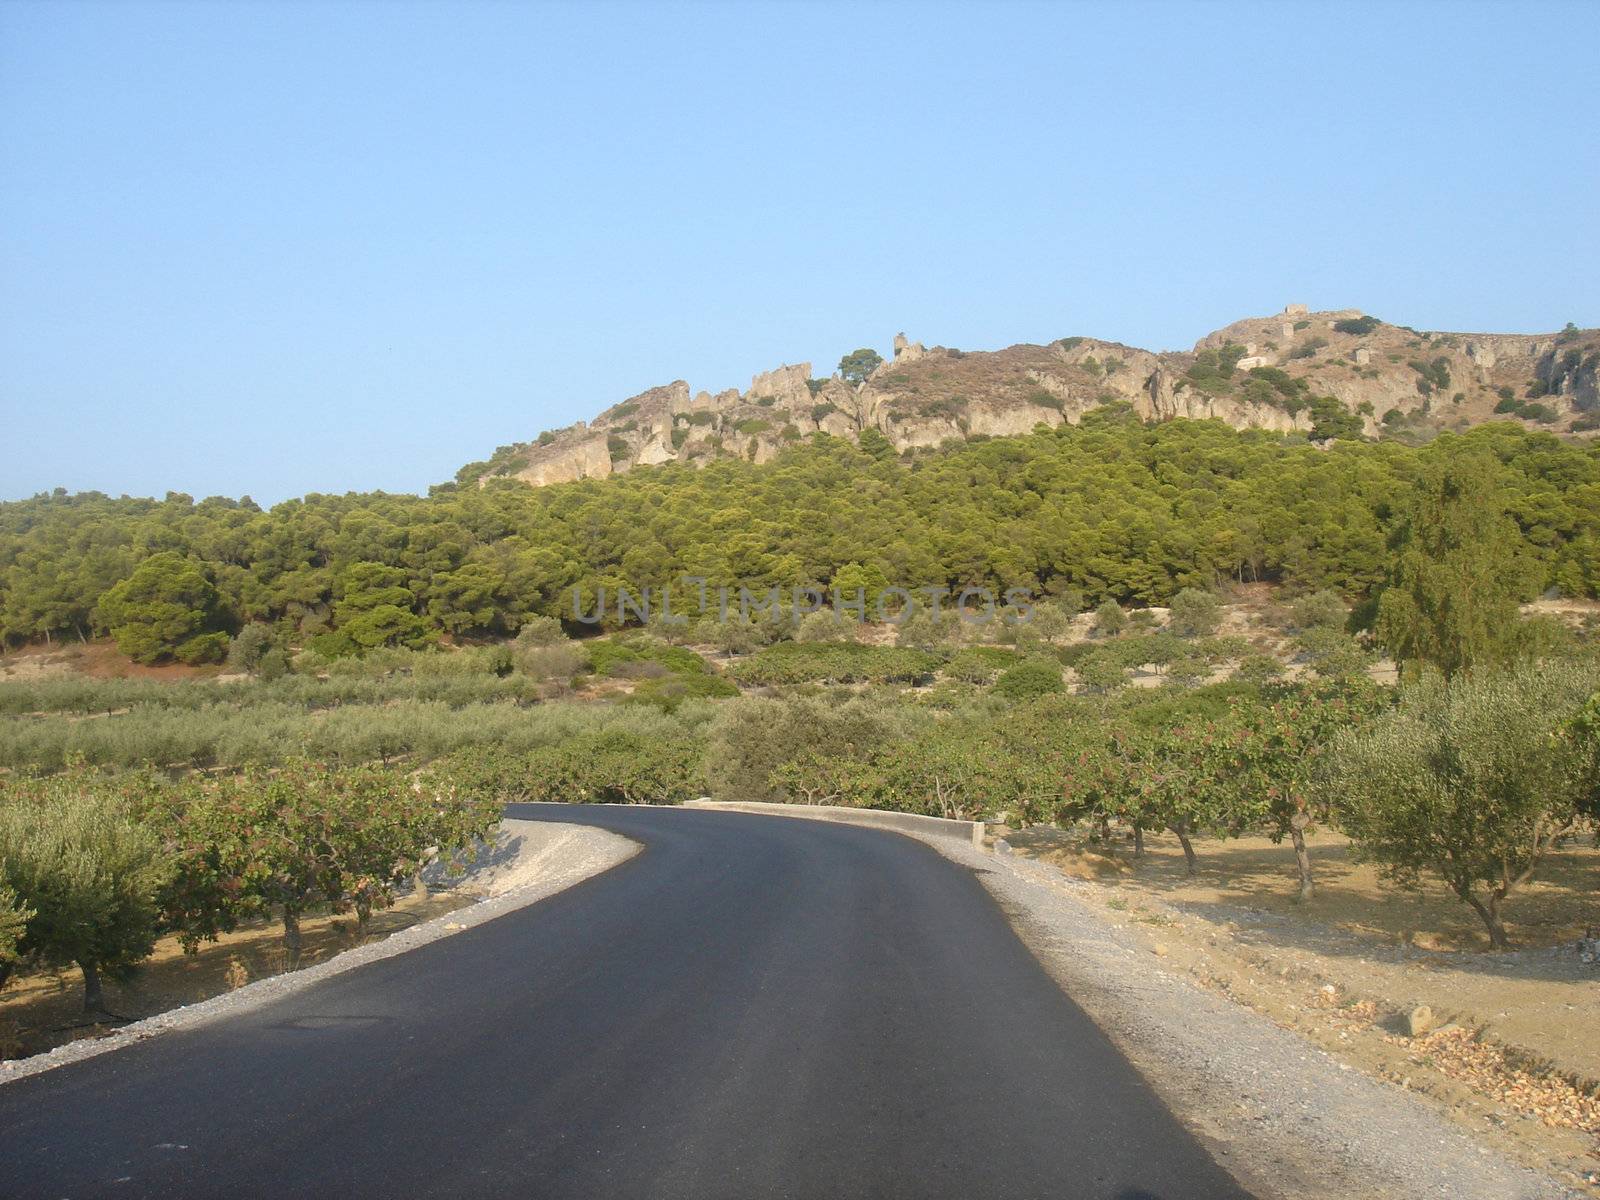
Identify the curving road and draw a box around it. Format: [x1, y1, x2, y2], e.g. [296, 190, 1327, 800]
[0, 806, 1250, 1199]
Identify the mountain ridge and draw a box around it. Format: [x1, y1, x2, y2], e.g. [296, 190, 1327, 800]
[461, 304, 1600, 489]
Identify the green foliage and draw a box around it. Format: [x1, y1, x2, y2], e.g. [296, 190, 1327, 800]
[1291, 589, 1348, 632]
[226, 623, 275, 673]
[838, 348, 884, 386]
[1325, 661, 1600, 946]
[1333, 315, 1381, 336]
[992, 655, 1066, 699]
[1375, 448, 1530, 677]
[1183, 343, 1248, 394]
[1307, 395, 1364, 442]
[708, 694, 923, 803]
[1094, 599, 1127, 636]
[730, 642, 940, 686]
[0, 774, 172, 1007]
[5, 420, 1600, 666]
[1167, 588, 1222, 637]
[0, 881, 30, 971]
[518, 731, 705, 805]
[95, 552, 229, 664]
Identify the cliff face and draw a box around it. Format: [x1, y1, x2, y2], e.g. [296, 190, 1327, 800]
[480, 307, 1599, 488]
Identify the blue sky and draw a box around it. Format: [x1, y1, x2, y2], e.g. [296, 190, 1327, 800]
[2, 0, 1596, 504]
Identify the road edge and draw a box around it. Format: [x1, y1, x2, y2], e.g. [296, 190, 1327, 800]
[0, 820, 640, 1088]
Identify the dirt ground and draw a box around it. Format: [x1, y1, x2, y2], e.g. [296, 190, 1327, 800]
[1001, 824, 1600, 1188]
[0, 640, 223, 682]
[0, 889, 474, 1061]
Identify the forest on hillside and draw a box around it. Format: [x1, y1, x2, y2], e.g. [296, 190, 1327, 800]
[3, 416, 1599, 663]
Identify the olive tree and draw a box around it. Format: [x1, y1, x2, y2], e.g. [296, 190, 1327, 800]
[1323, 661, 1599, 947]
[0, 883, 33, 987]
[0, 779, 172, 1010]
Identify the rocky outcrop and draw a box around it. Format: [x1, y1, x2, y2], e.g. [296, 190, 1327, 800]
[475, 309, 1599, 488]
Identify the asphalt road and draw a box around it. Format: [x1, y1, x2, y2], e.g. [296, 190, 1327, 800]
[0, 806, 1251, 1199]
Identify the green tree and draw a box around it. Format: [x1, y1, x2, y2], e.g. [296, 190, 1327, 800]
[838, 348, 884, 386]
[1375, 449, 1527, 677]
[0, 882, 33, 986]
[993, 656, 1066, 700]
[1094, 599, 1127, 636]
[1325, 661, 1600, 947]
[1167, 587, 1222, 637]
[94, 552, 229, 664]
[0, 776, 172, 1010]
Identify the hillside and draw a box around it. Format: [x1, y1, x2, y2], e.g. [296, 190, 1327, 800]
[461, 305, 1600, 488]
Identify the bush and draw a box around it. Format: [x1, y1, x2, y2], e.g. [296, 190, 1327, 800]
[945, 647, 1011, 684]
[515, 616, 567, 647]
[1234, 654, 1285, 685]
[705, 695, 923, 802]
[226, 624, 275, 673]
[1291, 589, 1347, 632]
[520, 731, 705, 805]
[730, 643, 941, 686]
[795, 610, 854, 643]
[1094, 599, 1126, 636]
[993, 656, 1066, 700]
[1167, 588, 1222, 638]
[1333, 315, 1380, 336]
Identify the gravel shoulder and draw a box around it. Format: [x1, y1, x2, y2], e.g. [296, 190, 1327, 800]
[0, 818, 638, 1087]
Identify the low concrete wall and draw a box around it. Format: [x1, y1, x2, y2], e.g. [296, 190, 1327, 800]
[683, 799, 985, 850]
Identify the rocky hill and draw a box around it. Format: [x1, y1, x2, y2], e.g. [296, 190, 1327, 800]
[463, 305, 1600, 488]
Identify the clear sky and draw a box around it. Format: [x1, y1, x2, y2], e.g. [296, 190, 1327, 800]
[2, 0, 1596, 505]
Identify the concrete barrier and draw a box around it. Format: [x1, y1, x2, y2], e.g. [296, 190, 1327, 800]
[682, 799, 986, 850]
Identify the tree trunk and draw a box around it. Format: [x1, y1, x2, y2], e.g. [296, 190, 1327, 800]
[1170, 822, 1198, 875]
[283, 907, 303, 968]
[1465, 892, 1510, 950]
[1289, 815, 1315, 901]
[80, 960, 104, 1013]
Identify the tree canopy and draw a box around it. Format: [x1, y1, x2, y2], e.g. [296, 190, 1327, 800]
[3, 420, 1598, 661]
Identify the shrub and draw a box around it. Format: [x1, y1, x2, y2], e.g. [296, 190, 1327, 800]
[730, 643, 940, 686]
[1234, 654, 1285, 685]
[1094, 599, 1127, 636]
[993, 656, 1066, 700]
[1167, 588, 1223, 638]
[705, 695, 923, 802]
[1332, 315, 1380, 336]
[226, 624, 275, 673]
[1291, 589, 1347, 632]
[515, 615, 567, 647]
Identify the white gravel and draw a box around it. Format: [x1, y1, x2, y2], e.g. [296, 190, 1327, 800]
[0, 819, 638, 1088]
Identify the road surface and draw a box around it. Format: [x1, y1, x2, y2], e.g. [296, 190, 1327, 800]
[0, 805, 1250, 1199]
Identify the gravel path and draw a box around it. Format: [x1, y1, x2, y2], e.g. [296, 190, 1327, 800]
[0, 818, 638, 1088]
[934, 835, 1580, 1200]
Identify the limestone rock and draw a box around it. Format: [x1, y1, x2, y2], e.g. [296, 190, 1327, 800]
[1407, 1005, 1435, 1037]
